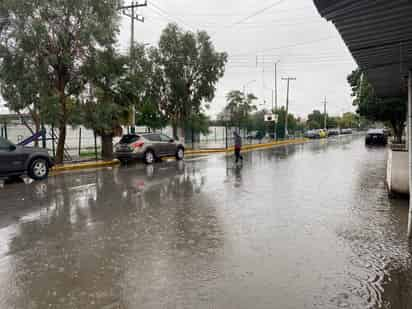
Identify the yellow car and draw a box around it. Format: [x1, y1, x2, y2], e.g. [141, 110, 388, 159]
[318, 129, 328, 139]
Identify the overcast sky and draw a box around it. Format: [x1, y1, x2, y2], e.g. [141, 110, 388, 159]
[1, 0, 357, 118]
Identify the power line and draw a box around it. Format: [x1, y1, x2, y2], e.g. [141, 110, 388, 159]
[149, 1, 195, 31]
[229, 0, 286, 26]
[168, 5, 313, 17]
[212, 0, 286, 36]
[230, 36, 336, 57]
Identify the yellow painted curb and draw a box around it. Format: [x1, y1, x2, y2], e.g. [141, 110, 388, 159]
[186, 138, 308, 155]
[52, 160, 119, 172]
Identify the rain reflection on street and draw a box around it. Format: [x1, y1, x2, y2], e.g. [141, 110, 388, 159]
[0, 135, 411, 309]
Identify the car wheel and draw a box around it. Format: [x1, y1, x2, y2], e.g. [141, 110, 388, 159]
[176, 147, 184, 161]
[28, 158, 49, 181]
[144, 150, 155, 165]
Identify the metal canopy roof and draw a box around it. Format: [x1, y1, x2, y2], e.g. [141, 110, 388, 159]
[313, 0, 412, 98]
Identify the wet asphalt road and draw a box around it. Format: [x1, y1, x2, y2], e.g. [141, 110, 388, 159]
[0, 135, 411, 309]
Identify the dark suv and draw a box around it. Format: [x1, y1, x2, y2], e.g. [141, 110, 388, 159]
[365, 129, 388, 146]
[0, 137, 53, 180]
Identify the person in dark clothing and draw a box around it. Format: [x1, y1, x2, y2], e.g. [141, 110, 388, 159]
[233, 131, 243, 163]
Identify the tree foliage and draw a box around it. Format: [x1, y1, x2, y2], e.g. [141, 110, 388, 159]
[0, 0, 121, 163]
[307, 110, 324, 129]
[348, 68, 407, 142]
[275, 107, 301, 139]
[224, 90, 257, 128]
[82, 48, 139, 160]
[154, 23, 227, 137]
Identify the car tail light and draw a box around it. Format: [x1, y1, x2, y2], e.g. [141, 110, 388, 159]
[132, 141, 144, 149]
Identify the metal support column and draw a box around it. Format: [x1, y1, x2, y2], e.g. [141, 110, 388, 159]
[408, 70, 412, 238]
[3, 122, 7, 140]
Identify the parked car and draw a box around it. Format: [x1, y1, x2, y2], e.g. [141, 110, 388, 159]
[115, 133, 185, 164]
[0, 137, 53, 180]
[365, 129, 388, 146]
[341, 128, 353, 135]
[305, 130, 319, 139]
[247, 131, 265, 140]
[318, 129, 328, 139]
[327, 129, 340, 136]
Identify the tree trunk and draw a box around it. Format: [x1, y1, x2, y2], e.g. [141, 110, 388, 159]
[391, 120, 404, 144]
[172, 124, 178, 140]
[56, 124, 66, 164]
[101, 133, 114, 161]
[34, 117, 40, 147]
[56, 91, 67, 164]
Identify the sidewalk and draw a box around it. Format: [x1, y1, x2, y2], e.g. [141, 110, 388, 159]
[52, 138, 307, 173]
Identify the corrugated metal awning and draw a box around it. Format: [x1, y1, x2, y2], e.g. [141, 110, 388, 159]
[313, 0, 412, 97]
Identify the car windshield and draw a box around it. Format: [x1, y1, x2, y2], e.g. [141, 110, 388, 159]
[367, 129, 384, 135]
[119, 135, 140, 144]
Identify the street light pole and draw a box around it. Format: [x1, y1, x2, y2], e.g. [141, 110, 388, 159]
[282, 77, 296, 139]
[323, 97, 328, 130]
[408, 70, 412, 238]
[274, 61, 279, 111]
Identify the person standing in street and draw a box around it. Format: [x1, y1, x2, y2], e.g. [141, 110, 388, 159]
[233, 131, 243, 163]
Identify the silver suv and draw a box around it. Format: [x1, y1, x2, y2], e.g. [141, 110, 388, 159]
[115, 133, 185, 164]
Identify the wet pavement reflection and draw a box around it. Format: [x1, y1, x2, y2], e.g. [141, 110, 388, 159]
[0, 135, 411, 308]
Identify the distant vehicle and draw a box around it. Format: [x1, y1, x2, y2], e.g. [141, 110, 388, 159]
[318, 129, 328, 139]
[365, 129, 388, 146]
[327, 129, 340, 136]
[341, 128, 353, 135]
[115, 133, 185, 164]
[0, 137, 53, 180]
[247, 131, 265, 140]
[305, 130, 320, 139]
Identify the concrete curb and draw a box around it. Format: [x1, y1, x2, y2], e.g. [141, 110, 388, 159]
[52, 139, 307, 173]
[52, 160, 120, 172]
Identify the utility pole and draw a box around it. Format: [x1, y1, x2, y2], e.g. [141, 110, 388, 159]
[281, 77, 296, 139]
[323, 97, 327, 130]
[274, 62, 279, 111]
[119, 1, 147, 133]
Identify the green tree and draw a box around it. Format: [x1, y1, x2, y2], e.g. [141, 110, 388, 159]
[82, 48, 136, 161]
[225, 90, 258, 129]
[276, 107, 299, 139]
[327, 116, 340, 129]
[0, 0, 121, 163]
[348, 69, 407, 142]
[307, 110, 324, 129]
[0, 49, 43, 142]
[154, 23, 227, 138]
[339, 112, 360, 129]
[136, 101, 168, 132]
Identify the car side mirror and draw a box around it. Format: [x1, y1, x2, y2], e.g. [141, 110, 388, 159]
[9, 145, 16, 151]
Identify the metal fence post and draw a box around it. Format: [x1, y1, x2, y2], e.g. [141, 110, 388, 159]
[51, 124, 56, 158]
[94, 130, 98, 161]
[4, 122, 8, 140]
[225, 124, 228, 149]
[41, 123, 46, 149]
[78, 127, 82, 157]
